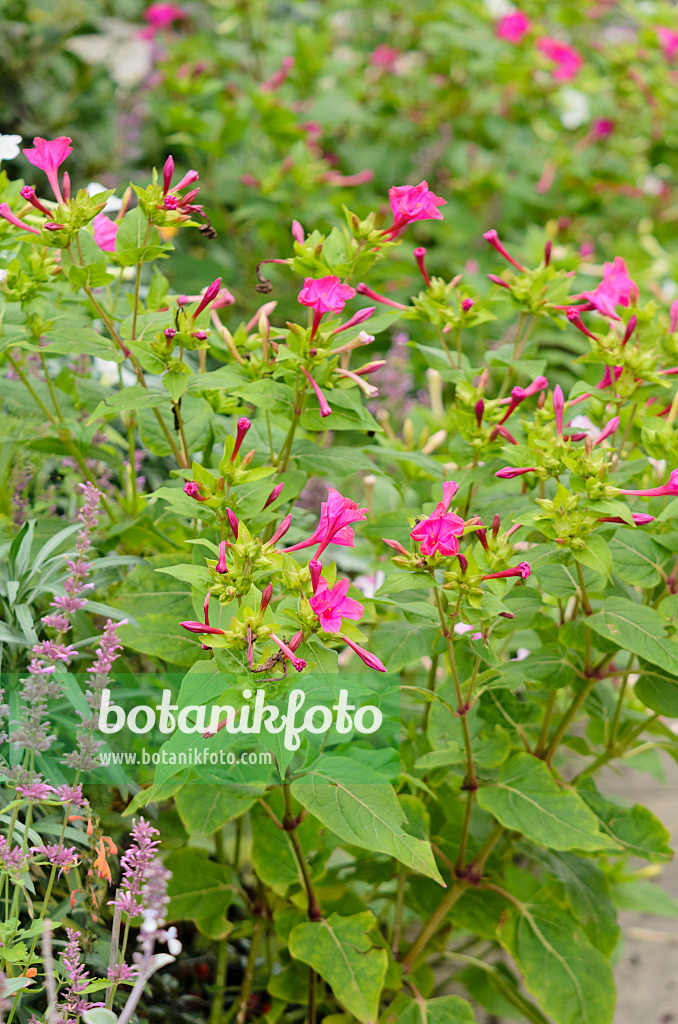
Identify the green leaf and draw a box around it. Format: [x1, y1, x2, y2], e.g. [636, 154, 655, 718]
[291, 757, 444, 882]
[609, 533, 665, 587]
[82, 1010, 118, 1024]
[498, 890, 615, 1024]
[476, 753, 619, 852]
[634, 668, 678, 715]
[577, 781, 672, 861]
[288, 912, 388, 1024]
[155, 564, 214, 589]
[572, 534, 611, 579]
[250, 803, 299, 887]
[165, 847, 237, 939]
[394, 995, 477, 1024]
[88, 385, 166, 423]
[587, 598, 678, 676]
[175, 783, 263, 835]
[502, 645, 577, 690]
[540, 851, 619, 955]
[371, 622, 438, 672]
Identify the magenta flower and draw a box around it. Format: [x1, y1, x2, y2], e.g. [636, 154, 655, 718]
[215, 541, 228, 574]
[23, 136, 73, 203]
[93, 213, 118, 253]
[298, 275, 356, 341]
[414, 246, 431, 286]
[483, 229, 525, 272]
[180, 621, 225, 635]
[231, 416, 251, 461]
[0, 202, 41, 235]
[283, 488, 368, 560]
[619, 470, 678, 498]
[496, 10, 530, 43]
[342, 635, 387, 672]
[383, 180, 446, 238]
[553, 385, 564, 438]
[370, 44, 401, 72]
[657, 26, 678, 62]
[536, 37, 584, 82]
[599, 513, 654, 525]
[355, 282, 408, 310]
[592, 119, 615, 139]
[310, 577, 364, 632]
[410, 484, 465, 557]
[263, 482, 284, 509]
[270, 633, 306, 672]
[17, 782, 54, 801]
[302, 366, 332, 417]
[268, 513, 292, 547]
[495, 466, 538, 479]
[142, 1, 187, 36]
[482, 562, 531, 581]
[573, 257, 638, 321]
[183, 481, 209, 501]
[592, 415, 619, 445]
[291, 219, 305, 243]
[32, 844, 79, 871]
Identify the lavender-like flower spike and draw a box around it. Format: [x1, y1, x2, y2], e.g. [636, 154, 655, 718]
[59, 929, 97, 1019]
[111, 817, 162, 918]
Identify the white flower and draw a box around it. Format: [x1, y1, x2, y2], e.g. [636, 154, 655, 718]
[0, 135, 22, 161]
[165, 926, 182, 956]
[86, 182, 123, 213]
[353, 571, 385, 599]
[569, 414, 597, 439]
[558, 89, 590, 130]
[454, 622, 474, 635]
[511, 647, 531, 662]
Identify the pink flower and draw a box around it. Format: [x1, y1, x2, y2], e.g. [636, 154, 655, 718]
[495, 466, 537, 479]
[537, 37, 584, 82]
[383, 180, 447, 237]
[483, 229, 525, 272]
[657, 26, 678, 62]
[231, 416, 251, 461]
[553, 385, 564, 438]
[592, 119, 615, 139]
[370, 44, 401, 72]
[410, 484, 465, 557]
[598, 514, 654, 525]
[496, 11, 530, 44]
[342, 636, 386, 672]
[298, 275, 356, 341]
[0, 202, 40, 235]
[93, 213, 118, 253]
[142, 2, 187, 36]
[270, 633, 306, 672]
[310, 577, 364, 632]
[23, 136, 73, 203]
[619, 469, 678, 498]
[302, 366, 332, 417]
[482, 562, 531, 581]
[283, 488, 368, 560]
[573, 257, 638, 321]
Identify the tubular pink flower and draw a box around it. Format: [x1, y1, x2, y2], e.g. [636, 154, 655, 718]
[261, 55, 295, 92]
[334, 367, 378, 398]
[490, 424, 518, 444]
[231, 416, 251, 461]
[572, 257, 638, 321]
[567, 308, 600, 340]
[496, 10, 530, 43]
[174, 169, 199, 192]
[602, 516, 655, 524]
[670, 299, 678, 333]
[310, 576, 364, 632]
[181, 621, 226, 635]
[260, 583, 273, 612]
[329, 331, 375, 356]
[20, 185, 51, 215]
[268, 513, 292, 547]
[619, 469, 678, 498]
[23, 136, 72, 203]
[383, 537, 409, 555]
[482, 562, 531, 581]
[383, 180, 447, 237]
[410, 485, 465, 556]
[352, 360, 385, 376]
[0, 203, 41, 235]
[263, 482, 284, 508]
[194, 278, 222, 318]
[215, 541, 228, 574]
[483, 229, 525, 272]
[657, 26, 678, 62]
[487, 273, 510, 290]
[226, 508, 239, 540]
[544, 240, 552, 267]
[298, 276, 355, 314]
[355, 282, 408, 309]
[553, 385, 564, 438]
[302, 366, 332, 417]
[495, 466, 538, 479]
[341, 636, 387, 672]
[183, 481, 209, 501]
[622, 314, 637, 346]
[475, 400, 485, 425]
[308, 559, 323, 593]
[270, 633, 306, 671]
[62, 172, 70, 201]
[283, 488, 368, 559]
[291, 219, 305, 243]
[592, 416, 619, 446]
[537, 37, 584, 82]
[93, 213, 118, 253]
[413, 246, 431, 286]
[332, 306, 375, 335]
[462, 297, 475, 312]
[162, 156, 174, 194]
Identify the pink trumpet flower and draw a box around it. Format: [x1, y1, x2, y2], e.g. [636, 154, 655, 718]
[268, 513, 292, 547]
[298, 275, 356, 341]
[226, 508, 239, 540]
[410, 482, 465, 556]
[383, 538, 409, 555]
[592, 416, 619, 445]
[270, 633, 306, 672]
[263, 483, 284, 509]
[283, 488, 368, 560]
[231, 417, 251, 461]
[215, 541, 228, 574]
[553, 385, 564, 438]
[382, 180, 446, 238]
[20, 185, 51, 216]
[332, 306, 375, 335]
[599, 514, 655, 525]
[481, 562, 531, 581]
[496, 10, 530, 43]
[414, 246, 431, 286]
[23, 136, 73, 203]
[342, 635, 387, 672]
[302, 366, 333, 417]
[291, 219, 305, 243]
[619, 469, 678, 498]
[308, 559, 323, 594]
[93, 213, 118, 253]
[0, 203, 41, 235]
[180, 621, 225, 635]
[495, 466, 538, 479]
[356, 282, 408, 310]
[310, 577, 364, 632]
[572, 257, 638, 321]
[483, 229, 525, 272]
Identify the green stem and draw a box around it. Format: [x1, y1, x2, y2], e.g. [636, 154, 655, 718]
[282, 782, 321, 920]
[235, 916, 263, 1024]
[608, 652, 636, 751]
[39, 353, 63, 422]
[534, 691, 557, 758]
[545, 676, 599, 765]
[400, 882, 466, 972]
[210, 829, 230, 1024]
